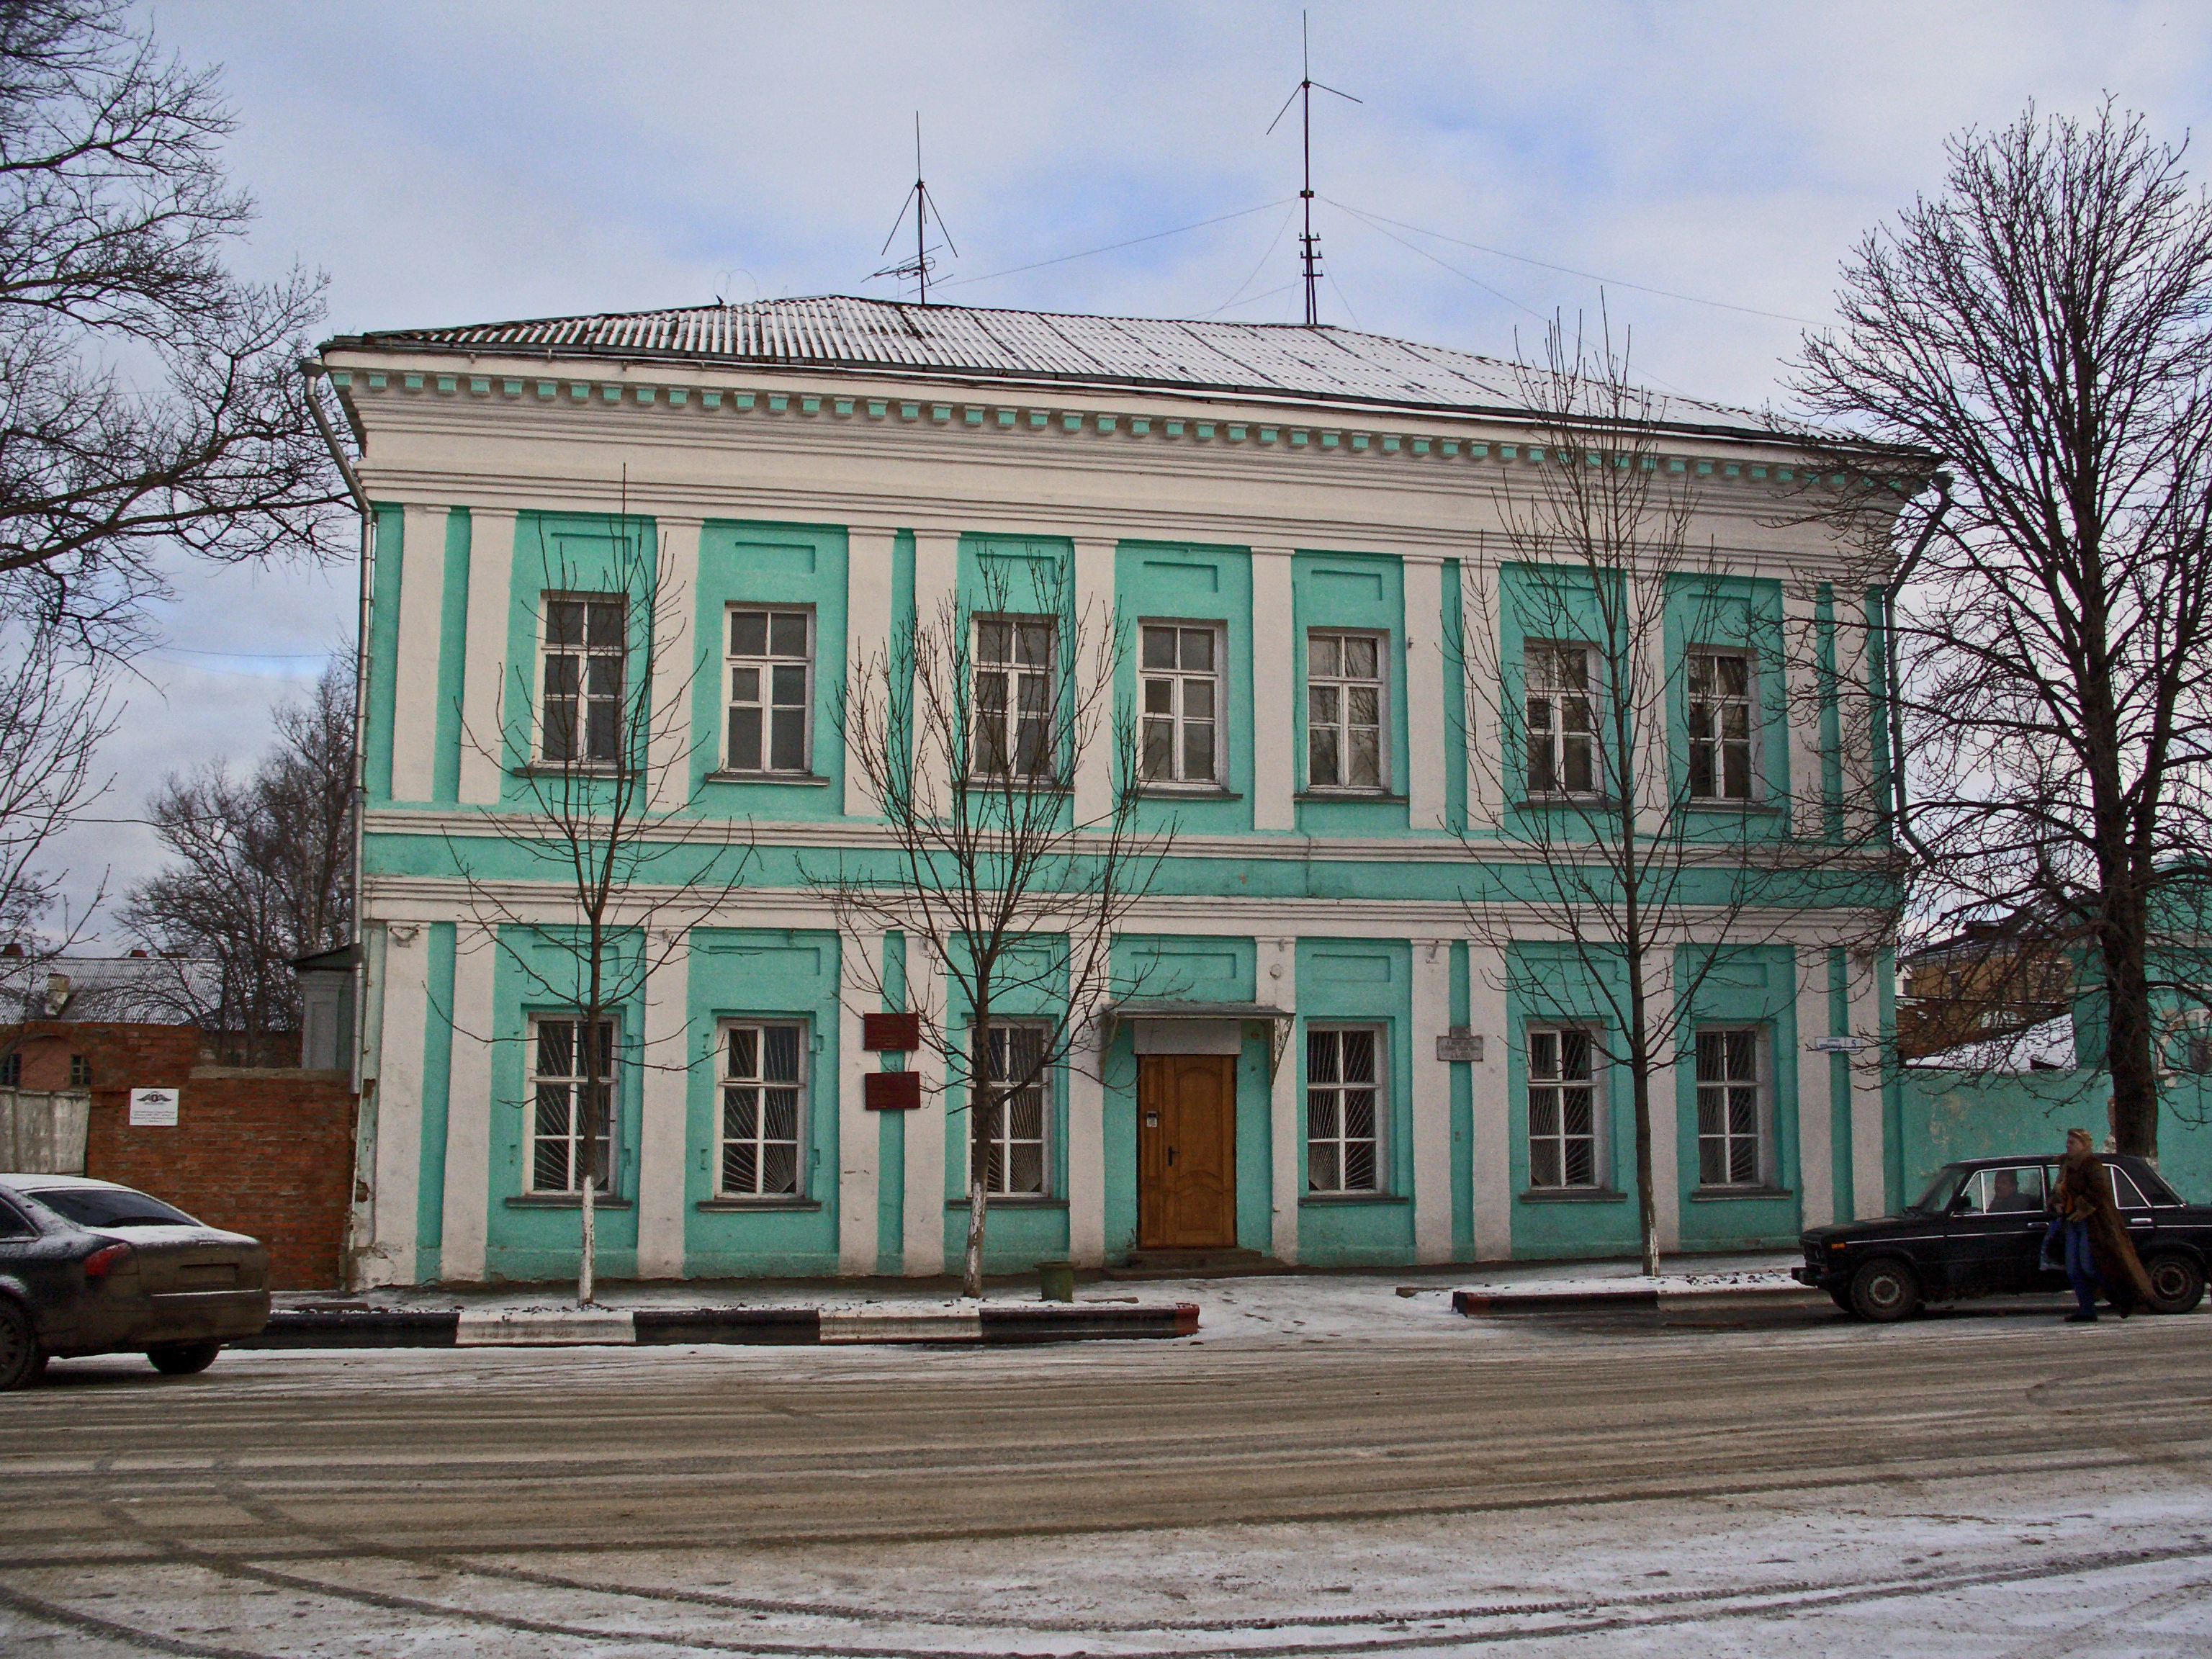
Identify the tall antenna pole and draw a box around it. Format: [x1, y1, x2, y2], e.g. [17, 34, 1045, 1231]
[872, 113, 958, 305]
[1268, 13, 1359, 328]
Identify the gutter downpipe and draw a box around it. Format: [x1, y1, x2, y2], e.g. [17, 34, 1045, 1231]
[1882, 472, 1952, 865]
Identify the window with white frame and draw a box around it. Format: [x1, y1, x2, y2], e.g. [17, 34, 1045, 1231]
[1694, 1028, 1765, 1187]
[540, 595, 626, 765]
[1527, 1028, 1599, 1188]
[971, 616, 1055, 780]
[726, 608, 812, 774]
[719, 1021, 806, 1197]
[976, 1023, 1049, 1195]
[1140, 623, 1222, 785]
[1525, 642, 1596, 795]
[1307, 1025, 1382, 1192]
[1307, 631, 1385, 790]
[1687, 650, 1755, 801]
[528, 1016, 616, 1194]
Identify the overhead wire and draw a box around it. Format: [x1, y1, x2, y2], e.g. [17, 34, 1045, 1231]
[931, 198, 1297, 292]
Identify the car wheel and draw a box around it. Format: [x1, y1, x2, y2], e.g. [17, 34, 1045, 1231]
[1828, 1289, 1859, 1316]
[1848, 1258, 1921, 1323]
[146, 1341, 222, 1377]
[2142, 1253, 2206, 1316]
[0, 1300, 43, 1390]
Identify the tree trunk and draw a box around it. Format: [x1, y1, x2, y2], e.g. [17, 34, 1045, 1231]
[2100, 911, 2161, 1159]
[963, 1172, 988, 1299]
[578, 1173, 596, 1307]
[1629, 1028, 1660, 1278]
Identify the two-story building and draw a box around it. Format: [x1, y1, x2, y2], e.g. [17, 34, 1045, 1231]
[317, 296, 1902, 1286]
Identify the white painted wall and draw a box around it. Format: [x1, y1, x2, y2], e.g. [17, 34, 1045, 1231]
[439, 923, 495, 1280]
[390, 505, 448, 803]
[457, 508, 518, 804]
[1466, 943, 1513, 1262]
[1410, 940, 1453, 1263]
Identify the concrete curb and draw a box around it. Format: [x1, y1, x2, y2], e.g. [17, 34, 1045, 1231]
[236, 1303, 1200, 1349]
[1453, 1282, 1830, 1318]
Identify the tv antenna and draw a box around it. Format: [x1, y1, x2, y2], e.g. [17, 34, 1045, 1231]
[872, 113, 958, 305]
[1267, 12, 1359, 327]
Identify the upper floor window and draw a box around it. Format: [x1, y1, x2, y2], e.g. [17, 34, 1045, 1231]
[971, 616, 1055, 780]
[727, 608, 813, 774]
[719, 1021, 806, 1197]
[528, 1016, 616, 1195]
[1526, 643, 1596, 795]
[1694, 1028, 1766, 1188]
[1527, 1028, 1599, 1189]
[1306, 1025, 1382, 1192]
[540, 595, 624, 765]
[976, 1023, 1050, 1195]
[1308, 631, 1385, 790]
[1687, 650, 1755, 801]
[1141, 623, 1221, 786]
[68, 1054, 89, 1087]
[0, 1054, 17, 1087]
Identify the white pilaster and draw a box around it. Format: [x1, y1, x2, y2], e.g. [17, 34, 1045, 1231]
[1265, 936, 1299, 1264]
[1410, 939, 1453, 1263]
[1461, 562, 1502, 835]
[369, 924, 428, 1284]
[439, 925, 495, 1281]
[1403, 557, 1447, 832]
[1794, 944, 1835, 1230]
[1645, 952, 1682, 1254]
[390, 505, 449, 803]
[634, 932, 691, 1278]
[645, 516, 706, 813]
[1846, 950, 1887, 1219]
[1071, 535, 1118, 827]
[1251, 547, 1296, 832]
[912, 530, 961, 821]
[1467, 943, 1513, 1262]
[837, 931, 882, 1276]
[902, 944, 949, 1275]
[845, 529, 899, 818]
[1781, 588, 1825, 837]
[1833, 588, 1880, 843]
[1067, 1027, 1105, 1267]
[457, 508, 517, 805]
[1632, 572, 1672, 839]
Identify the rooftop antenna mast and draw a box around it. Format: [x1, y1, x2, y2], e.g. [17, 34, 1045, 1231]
[1267, 12, 1360, 327]
[872, 113, 957, 305]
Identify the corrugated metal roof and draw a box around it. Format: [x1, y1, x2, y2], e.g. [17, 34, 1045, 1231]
[327, 295, 1770, 435]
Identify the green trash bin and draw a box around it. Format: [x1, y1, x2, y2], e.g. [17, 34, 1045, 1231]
[1035, 1259, 1075, 1303]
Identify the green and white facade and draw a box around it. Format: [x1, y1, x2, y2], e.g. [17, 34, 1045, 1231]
[323, 297, 1899, 1287]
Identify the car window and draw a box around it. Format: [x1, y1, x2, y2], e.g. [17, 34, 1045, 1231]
[1911, 1166, 1968, 1213]
[1959, 1165, 2046, 1215]
[0, 1199, 36, 1239]
[23, 1187, 195, 1228]
[2108, 1166, 2149, 1210]
[2122, 1164, 2184, 1206]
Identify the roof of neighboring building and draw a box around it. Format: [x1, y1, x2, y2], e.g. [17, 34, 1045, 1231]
[1906, 1014, 2079, 1074]
[0, 953, 215, 1024]
[325, 295, 1786, 439]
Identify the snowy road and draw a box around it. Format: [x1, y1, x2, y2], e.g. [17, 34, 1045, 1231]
[1, 1295, 2208, 1656]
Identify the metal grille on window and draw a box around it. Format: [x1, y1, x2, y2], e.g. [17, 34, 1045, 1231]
[541, 597, 625, 764]
[1308, 632, 1384, 788]
[1141, 624, 1220, 784]
[1688, 652, 1754, 799]
[1527, 1029, 1597, 1187]
[1525, 644, 1595, 794]
[980, 1025, 1048, 1195]
[727, 610, 811, 773]
[972, 618, 1054, 779]
[1306, 1027, 1380, 1192]
[529, 1018, 615, 1194]
[1695, 1029, 1762, 1186]
[721, 1023, 804, 1196]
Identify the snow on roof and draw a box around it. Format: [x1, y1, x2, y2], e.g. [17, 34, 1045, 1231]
[327, 295, 1776, 436]
[1907, 1014, 2079, 1074]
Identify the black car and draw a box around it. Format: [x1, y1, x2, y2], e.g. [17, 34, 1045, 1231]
[0, 1175, 270, 1388]
[1795, 1154, 2211, 1322]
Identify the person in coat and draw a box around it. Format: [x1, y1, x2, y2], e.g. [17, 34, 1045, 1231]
[2051, 1128, 2153, 1321]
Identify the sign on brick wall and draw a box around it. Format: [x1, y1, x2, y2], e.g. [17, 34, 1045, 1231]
[127, 1087, 179, 1127]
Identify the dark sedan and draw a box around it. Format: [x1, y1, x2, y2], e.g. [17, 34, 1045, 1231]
[1795, 1154, 2210, 1321]
[0, 1175, 270, 1388]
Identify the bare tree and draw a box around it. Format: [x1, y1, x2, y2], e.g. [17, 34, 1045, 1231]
[1794, 102, 2212, 1159]
[0, 614, 112, 999]
[812, 559, 1169, 1298]
[122, 655, 353, 1061]
[1461, 315, 1897, 1275]
[0, 0, 340, 652]
[447, 513, 745, 1305]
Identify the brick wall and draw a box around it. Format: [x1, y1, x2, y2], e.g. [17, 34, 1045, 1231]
[80, 1055, 356, 1291]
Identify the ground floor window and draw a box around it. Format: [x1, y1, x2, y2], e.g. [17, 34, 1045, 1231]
[1527, 1027, 1599, 1188]
[1695, 1028, 1765, 1187]
[975, 1024, 1049, 1196]
[720, 1022, 806, 1197]
[529, 1016, 616, 1194]
[1306, 1025, 1382, 1192]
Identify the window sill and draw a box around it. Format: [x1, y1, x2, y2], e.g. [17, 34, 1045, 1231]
[695, 1197, 822, 1212]
[1295, 789, 1407, 804]
[1520, 1187, 1628, 1204]
[1138, 785, 1243, 801]
[961, 778, 1071, 796]
[512, 764, 635, 781]
[1300, 1190, 1408, 1206]
[702, 770, 832, 787]
[1683, 799, 1785, 816]
[1689, 1185, 1794, 1202]
[1515, 795, 1621, 811]
[505, 1194, 633, 1210]
[945, 1197, 1066, 1210]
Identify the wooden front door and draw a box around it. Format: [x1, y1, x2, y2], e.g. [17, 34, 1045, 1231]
[1138, 1053, 1237, 1249]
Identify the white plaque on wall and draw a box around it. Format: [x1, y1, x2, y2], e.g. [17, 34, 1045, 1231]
[127, 1087, 179, 1127]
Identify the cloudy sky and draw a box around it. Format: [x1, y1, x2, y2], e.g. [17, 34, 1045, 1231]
[54, 0, 2212, 938]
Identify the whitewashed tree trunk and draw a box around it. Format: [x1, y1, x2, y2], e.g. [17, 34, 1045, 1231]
[578, 1174, 596, 1306]
[962, 1172, 988, 1298]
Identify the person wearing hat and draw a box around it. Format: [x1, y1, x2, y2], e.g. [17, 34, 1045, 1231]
[2050, 1127, 2152, 1322]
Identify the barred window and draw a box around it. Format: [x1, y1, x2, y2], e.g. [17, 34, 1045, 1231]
[976, 1024, 1049, 1195]
[1307, 1025, 1382, 1192]
[529, 1017, 616, 1194]
[1688, 651, 1755, 800]
[1141, 624, 1222, 785]
[540, 595, 625, 765]
[1526, 643, 1596, 794]
[1308, 631, 1385, 789]
[1695, 1028, 1764, 1187]
[727, 608, 813, 773]
[68, 1054, 89, 1087]
[719, 1022, 806, 1197]
[971, 617, 1055, 780]
[1527, 1028, 1599, 1188]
